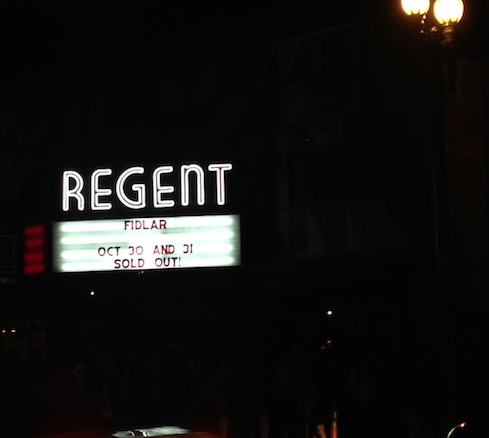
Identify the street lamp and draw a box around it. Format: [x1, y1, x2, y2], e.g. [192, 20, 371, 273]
[401, 0, 464, 43]
[402, 0, 464, 20]
[401, 0, 430, 16]
[434, 0, 464, 43]
[400, 0, 465, 264]
[433, 0, 464, 25]
[400, 1, 464, 436]
[399, 0, 465, 268]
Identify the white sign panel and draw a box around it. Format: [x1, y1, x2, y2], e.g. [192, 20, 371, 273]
[53, 214, 241, 273]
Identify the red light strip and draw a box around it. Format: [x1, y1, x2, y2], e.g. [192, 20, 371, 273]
[24, 225, 45, 235]
[24, 224, 46, 275]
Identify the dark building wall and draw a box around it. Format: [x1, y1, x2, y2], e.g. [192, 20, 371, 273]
[0, 0, 440, 374]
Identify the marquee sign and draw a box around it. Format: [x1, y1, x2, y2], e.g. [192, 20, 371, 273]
[52, 214, 240, 273]
[62, 163, 233, 212]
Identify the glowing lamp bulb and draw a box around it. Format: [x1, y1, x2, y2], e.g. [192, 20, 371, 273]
[401, 0, 430, 15]
[434, 0, 464, 25]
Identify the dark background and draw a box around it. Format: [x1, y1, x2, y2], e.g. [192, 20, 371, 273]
[1, 1, 489, 437]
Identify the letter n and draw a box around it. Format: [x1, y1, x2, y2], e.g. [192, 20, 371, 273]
[181, 164, 205, 206]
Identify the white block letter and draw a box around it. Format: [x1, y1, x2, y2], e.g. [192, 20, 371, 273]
[153, 166, 175, 208]
[62, 170, 85, 211]
[116, 166, 146, 209]
[181, 164, 205, 206]
[208, 163, 232, 205]
[91, 168, 113, 210]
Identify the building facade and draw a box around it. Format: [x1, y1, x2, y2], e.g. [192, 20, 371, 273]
[1, 1, 488, 436]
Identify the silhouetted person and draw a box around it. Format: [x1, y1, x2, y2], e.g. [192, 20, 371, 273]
[215, 352, 242, 438]
[53, 354, 80, 429]
[117, 348, 156, 423]
[156, 344, 193, 427]
[345, 355, 378, 438]
[190, 345, 219, 432]
[270, 348, 310, 438]
[82, 351, 115, 424]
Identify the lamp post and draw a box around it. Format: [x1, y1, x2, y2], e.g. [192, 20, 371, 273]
[401, 0, 464, 253]
[401, 0, 464, 435]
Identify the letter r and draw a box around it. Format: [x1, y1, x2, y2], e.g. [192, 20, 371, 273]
[62, 170, 85, 211]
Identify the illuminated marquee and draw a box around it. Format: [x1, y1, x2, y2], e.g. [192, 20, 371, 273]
[52, 214, 241, 273]
[62, 163, 233, 212]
